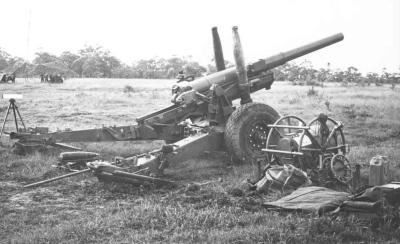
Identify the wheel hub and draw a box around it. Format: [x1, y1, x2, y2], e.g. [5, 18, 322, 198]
[247, 123, 269, 151]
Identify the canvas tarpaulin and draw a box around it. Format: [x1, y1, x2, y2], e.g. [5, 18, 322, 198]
[263, 186, 351, 214]
[256, 164, 311, 193]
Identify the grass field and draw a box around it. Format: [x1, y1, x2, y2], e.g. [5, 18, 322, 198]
[1, 78, 400, 243]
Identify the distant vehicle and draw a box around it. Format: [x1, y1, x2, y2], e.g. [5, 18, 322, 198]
[0, 73, 16, 84]
[40, 73, 64, 83]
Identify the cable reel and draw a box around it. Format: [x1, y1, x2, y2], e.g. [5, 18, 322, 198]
[264, 113, 351, 185]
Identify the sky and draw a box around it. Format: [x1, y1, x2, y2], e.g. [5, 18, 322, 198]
[0, 0, 399, 73]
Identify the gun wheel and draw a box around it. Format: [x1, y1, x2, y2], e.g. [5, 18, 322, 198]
[224, 103, 279, 163]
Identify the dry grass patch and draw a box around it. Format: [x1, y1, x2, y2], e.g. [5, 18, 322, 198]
[1, 79, 400, 243]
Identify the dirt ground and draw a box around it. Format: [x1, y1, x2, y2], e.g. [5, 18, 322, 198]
[1, 78, 400, 243]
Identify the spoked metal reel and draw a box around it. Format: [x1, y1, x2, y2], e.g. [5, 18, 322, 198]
[298, 114, 347, 168]
[264, 113, 352, 185]
[264, 115, 308, 168]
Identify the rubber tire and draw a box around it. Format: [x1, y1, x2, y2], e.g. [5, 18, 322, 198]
[224, 102, 279, 163]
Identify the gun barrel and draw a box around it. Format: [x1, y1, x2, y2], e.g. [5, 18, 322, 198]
[249, 33, 344, 73]
[179, 33, 344, 93]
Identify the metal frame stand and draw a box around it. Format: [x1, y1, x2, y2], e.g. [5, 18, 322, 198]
[0, 99, 26, 138]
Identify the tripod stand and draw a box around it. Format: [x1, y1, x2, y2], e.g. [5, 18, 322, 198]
[0, 99, 26, 138]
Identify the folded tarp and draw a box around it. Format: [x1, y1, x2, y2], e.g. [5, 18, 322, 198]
[263, 186, 351, 215]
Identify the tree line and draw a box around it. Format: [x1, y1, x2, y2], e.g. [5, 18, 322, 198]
[0, 46, 207, 79]
[274, 61, 399, 86]
[0, 46, 398, 85]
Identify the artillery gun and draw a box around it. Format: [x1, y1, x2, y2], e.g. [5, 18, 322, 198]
[9, 27, 344, 180]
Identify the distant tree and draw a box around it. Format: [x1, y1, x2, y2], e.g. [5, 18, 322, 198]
[366, 72, 379, 86]
[183, 61, 206, 77]
[316, 68, 329, 82]
[133, 59, 156, 78]
[112, 64, 136, 78]
[166, 67, 176, 78]
[380, 67, 390, 84]
[273, 63, 289, 81]
[207, 63, 217, 74]
[59, 51, 80, 69]
[78, 45, 102, 56]
[165, 57, 186, 78]
[33, 52, 58, 64]
[10, 44, 399, 83]
[73, 45, 122, 78]
[316, 63, 332, 83]
[206, 59, 235, 75]
[0, 48, 12, 70]
[130, 56, 206, 79]
[224, 60, 234, 68]
[99, 52, 121, 78]
[71, 56, 87, 77]
[0, 48, 26, 77]
[81, 57, 101, 77]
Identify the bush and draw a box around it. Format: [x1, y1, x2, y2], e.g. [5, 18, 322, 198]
[123, 85, 135, 94]
[306, 86, 318, 96]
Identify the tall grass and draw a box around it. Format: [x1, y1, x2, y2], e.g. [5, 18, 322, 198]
[1, 79, 400, 243]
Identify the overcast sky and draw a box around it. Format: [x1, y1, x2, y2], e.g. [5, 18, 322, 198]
[0, 0, 399, 73]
